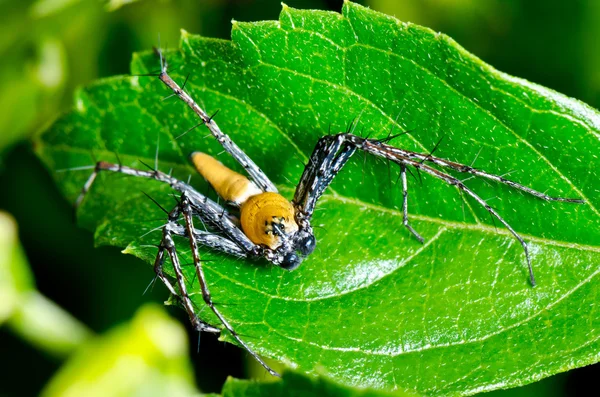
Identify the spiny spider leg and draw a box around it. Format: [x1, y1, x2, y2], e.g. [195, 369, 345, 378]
[156, 57, 278, 194]
[154, 235, 221, 334]
[162, 220, 224, 334]
[400, 164, 424, 243]
[179, 193, 280, 377]
[146, 201, 219, 333]
[293, 135, 356, 217]
[76, 161, 256, 253]
[400, 154, 537, 285]
[76, 160, 278, 370]
[293, 134, 422, 242]
[169, 225, 247, 258]
[294, 133, 584, 286]
[384, 145, 584, 203]
[152, 245, 179, 297]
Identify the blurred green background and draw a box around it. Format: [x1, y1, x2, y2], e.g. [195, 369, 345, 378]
[0, 0, 598, 395]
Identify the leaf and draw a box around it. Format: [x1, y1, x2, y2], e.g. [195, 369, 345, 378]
[0, 35, 67, 160]
[41, 305, 199, 397]
[0, 211, 92, 356]
[7, 290, 92, 358]
[0, 211, 33, 324]
[35, 2, 600, 395]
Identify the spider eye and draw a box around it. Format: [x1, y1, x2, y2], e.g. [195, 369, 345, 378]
[297, 234, 316, 256]
[280, 252, 301, 271]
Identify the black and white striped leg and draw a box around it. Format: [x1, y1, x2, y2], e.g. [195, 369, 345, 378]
[378, 144, 584, 204]
[170, 226, 248, 259]
[179, 194, 280, 377]
[400, 164, 424, 243]
[154, 204, 221, 333]
[153, 244, 220, 334]
[155, 55, 278, 193]
[76, 161, 258, 255]
[399, 156, 538, 285]
[357, 137, 540, 285]
[293, 135, 356, 219]
[295, 133, 583, 286]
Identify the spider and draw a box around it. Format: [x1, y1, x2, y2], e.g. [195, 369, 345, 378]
[75, 51, 584, 377]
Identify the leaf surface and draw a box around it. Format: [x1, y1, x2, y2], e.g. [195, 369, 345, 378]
[35, 2, 600, 395]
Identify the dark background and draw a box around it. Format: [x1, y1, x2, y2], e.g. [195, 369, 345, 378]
[0, 0, 598, 395]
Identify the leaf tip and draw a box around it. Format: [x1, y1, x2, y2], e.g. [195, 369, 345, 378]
[230, 18, 242, 33]
[231, 18, 253, 34]
[341, 0, 355, 16]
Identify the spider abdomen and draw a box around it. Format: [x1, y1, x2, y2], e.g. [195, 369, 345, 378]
[191, 152, 262, 205]
[240, 192, 298, 249]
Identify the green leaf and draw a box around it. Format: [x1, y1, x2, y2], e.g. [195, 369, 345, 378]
[35, 2, 600, 395]
[1, 211, 92, 357]
[41, 305, 199, 397]
[0, 35, 67, 160]
[7, 290, 92, 358]
[0, 211, 34, 324]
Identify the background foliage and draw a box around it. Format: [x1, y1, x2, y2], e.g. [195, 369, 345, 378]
[0, 0, 598, 396]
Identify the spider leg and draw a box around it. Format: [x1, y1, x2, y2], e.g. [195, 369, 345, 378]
[400, 164, 424, 243]
[293, 135, 426, 243]
[157, 204, 221, 333]
[295, 132, 584, 286]
[179, 193, 280, 377]
[360, 135, 552, 286]
[154, 242, 220, 333]
[169, 225, 248, 258]
[379, 145, 584, 203]
[403, 156, 537, 285]
[293, 135, 356, 219]
[76, 161, 258, 254]
[154, 50, 278, 193]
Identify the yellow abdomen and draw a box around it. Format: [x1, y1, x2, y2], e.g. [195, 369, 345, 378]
[191, 152, 262, 205]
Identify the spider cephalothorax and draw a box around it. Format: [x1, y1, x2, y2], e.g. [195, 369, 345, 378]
[74, 51, 584, 377]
